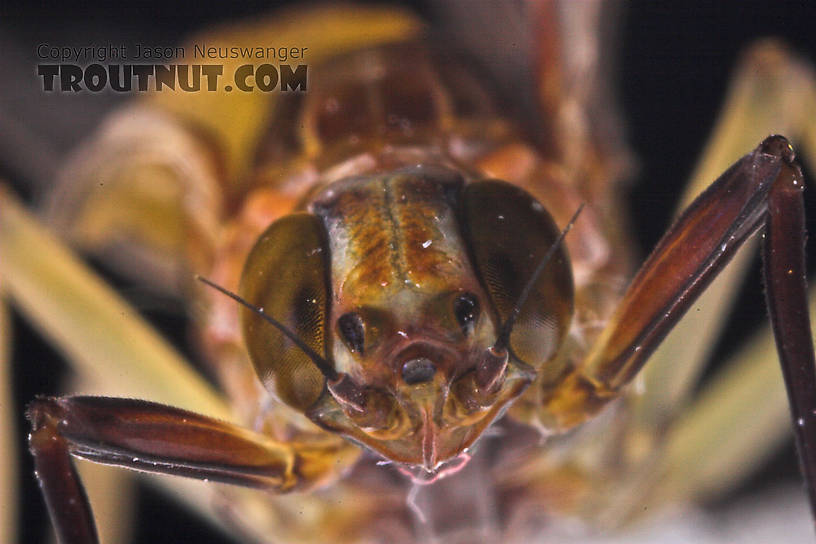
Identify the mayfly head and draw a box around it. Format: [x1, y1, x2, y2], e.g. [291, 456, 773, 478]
[220, 166, 576, 472]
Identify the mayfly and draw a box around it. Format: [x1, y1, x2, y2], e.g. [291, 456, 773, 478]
[3, 3, 816, 543]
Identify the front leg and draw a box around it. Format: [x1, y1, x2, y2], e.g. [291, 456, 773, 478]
[28, 396, 360, 544]
[538, 136, 816, 516]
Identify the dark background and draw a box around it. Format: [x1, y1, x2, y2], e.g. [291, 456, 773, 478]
[3, 1, 816, 542]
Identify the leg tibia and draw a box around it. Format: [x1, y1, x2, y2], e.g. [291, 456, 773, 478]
[28, 396, 360, 544]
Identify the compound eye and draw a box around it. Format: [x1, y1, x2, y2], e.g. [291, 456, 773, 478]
[239, 213, 330, 411]
[458, 180, 574, 367]
[454, 292, 480, 335]
[338, 312, 365, 354]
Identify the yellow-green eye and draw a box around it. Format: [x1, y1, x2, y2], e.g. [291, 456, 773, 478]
[239, 213, 330, 411]
[459, 180, 574, 366]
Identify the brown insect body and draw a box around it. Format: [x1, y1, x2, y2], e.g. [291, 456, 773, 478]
[193, 40, 615, 538]
[12, 6, 816, 544]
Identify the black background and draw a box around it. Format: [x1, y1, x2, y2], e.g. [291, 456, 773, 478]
[4, 1, 816, 543]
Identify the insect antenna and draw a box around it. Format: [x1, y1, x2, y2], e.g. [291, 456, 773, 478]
[492, 204, 584, 353]
[196, 275, 339, 381]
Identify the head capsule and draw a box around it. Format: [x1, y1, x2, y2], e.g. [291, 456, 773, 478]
[239, 166, 574, 471]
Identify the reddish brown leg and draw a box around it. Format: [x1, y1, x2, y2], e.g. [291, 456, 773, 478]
[763, 139, 816, 520]
[544, 136, 816, 517]
[27, 396, 337, 544]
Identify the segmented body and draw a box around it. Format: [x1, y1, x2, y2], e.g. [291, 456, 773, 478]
[189, 40, 632, 542]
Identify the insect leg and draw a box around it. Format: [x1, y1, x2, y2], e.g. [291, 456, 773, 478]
[610, 41, 816, 517]
[545, 138, 788, 412]
[542, 135, 816, 518]
[28, 395, 360, 544]
[633, 40, 816, 432]
[763, 145, 816, 518]
[622, 157, 815, 525]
